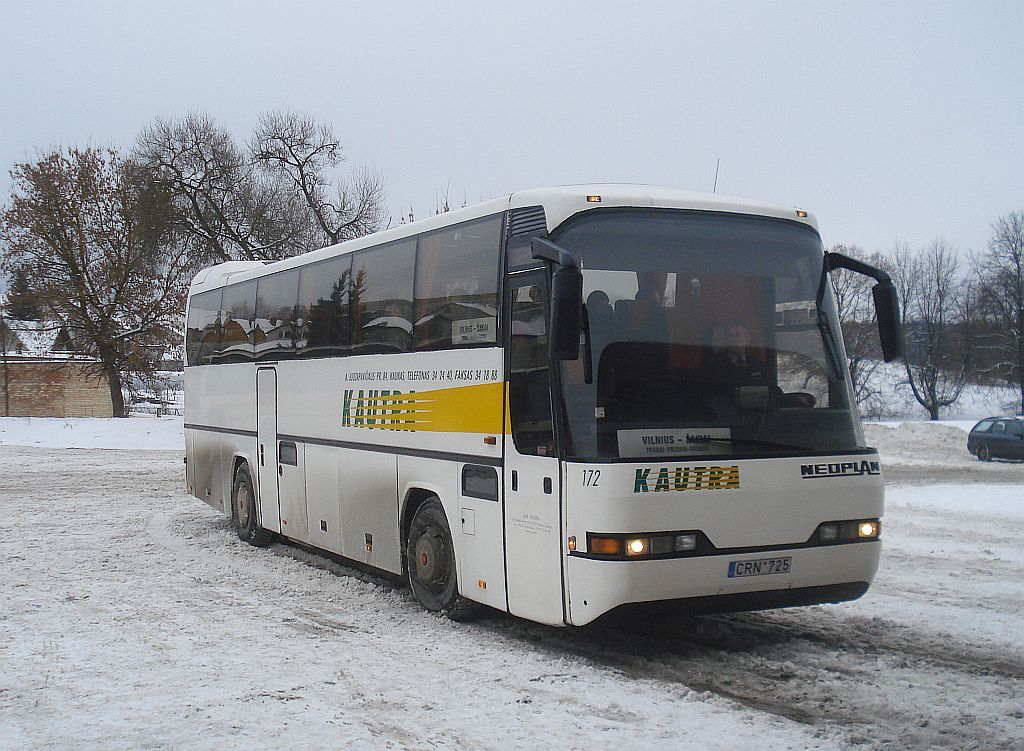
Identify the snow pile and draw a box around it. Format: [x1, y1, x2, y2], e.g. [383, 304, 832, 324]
[865, 420, 1022, 472]
[0, 415, 183, 450]
[866, 421, 973, 467]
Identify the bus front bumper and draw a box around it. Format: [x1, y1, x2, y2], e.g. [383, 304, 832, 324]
[565, 540, 880, 626]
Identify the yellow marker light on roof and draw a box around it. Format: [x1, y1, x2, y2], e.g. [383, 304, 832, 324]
[796, 209, 808, 218]
[586, 195, 602, 203]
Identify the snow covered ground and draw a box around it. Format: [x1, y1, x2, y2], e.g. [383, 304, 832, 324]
[0, 415, 183, 450]
[0, 418, 1021, 750]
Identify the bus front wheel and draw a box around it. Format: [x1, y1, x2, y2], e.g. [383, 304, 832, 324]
[406, 498, 480, 621]
[232, 463, 275, 547]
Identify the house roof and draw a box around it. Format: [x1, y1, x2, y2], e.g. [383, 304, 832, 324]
[0, 318, 89, 360]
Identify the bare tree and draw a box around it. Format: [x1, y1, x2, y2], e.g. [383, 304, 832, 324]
[891, 240, 971, 420]
[135, 111, 385, 262]
[828, 243, 887, 415]
[0, 147, 194, 417]
[973, 211, 1024, 413]
[134, 113, 298, 262]
[250, 110, 386, 248]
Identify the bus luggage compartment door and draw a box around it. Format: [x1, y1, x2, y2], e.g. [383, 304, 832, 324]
[277, 440, 307, 541]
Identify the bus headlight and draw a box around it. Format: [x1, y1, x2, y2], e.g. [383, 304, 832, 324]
[858, 521, 880, 538]
[625, 538, 649, 556]
[817, 519, 881, 543]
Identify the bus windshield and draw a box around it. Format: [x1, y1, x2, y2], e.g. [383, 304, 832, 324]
[553, 209, 862, 461]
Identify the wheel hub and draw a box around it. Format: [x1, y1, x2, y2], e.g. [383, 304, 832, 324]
[236, 485, 251, 526]
[414, 527, 449, 586]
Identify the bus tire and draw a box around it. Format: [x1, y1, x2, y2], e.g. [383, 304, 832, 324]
[232, 463, 274, 547]
[406, 497, 480, 621]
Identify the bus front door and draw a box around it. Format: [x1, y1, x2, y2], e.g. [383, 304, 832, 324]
[503, 272, 566, 626]
[256, 368, 282, 533]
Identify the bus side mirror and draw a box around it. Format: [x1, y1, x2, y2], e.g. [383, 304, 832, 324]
[549, 263, 583, 361]
[825, 251, 905, 363]
[532, 237, 582, 361]
[872, 280, 903, 362]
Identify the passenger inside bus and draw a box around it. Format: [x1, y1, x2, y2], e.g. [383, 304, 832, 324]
[705, 321, 766, 383]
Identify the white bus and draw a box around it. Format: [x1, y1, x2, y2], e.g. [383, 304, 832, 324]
[184, 185, 902, 627]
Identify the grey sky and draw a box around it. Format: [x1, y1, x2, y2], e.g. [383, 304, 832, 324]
[1, 0, 1020, 255]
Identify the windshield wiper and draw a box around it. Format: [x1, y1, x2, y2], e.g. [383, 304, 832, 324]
[705, 436, 810, 452]
[815, 261, 847, 383]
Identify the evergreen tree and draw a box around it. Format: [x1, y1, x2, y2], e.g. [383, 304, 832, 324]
[5, 264, 44, 320]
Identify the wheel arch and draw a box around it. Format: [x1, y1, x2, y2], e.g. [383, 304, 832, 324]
[401, 484, 481, 621]
[400, 484, 448, 551]
[230, 452, 258, 516]
[231, 452, 252, 480]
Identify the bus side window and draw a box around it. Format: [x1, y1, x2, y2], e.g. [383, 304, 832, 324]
[508, 280, 555, 456]
[298, 254, 353, 358]
[185, 289, 223, 366]
[351, 239, 416, 354]
[414, 214, 501, 350]
[255, 269, 300, 361]
[217, 281, 255, 363]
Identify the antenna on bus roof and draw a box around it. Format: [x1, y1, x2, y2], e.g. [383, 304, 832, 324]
[713, 158, 721, 194]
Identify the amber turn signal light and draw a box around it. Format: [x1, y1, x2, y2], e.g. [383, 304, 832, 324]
[589, 536, 623, 555]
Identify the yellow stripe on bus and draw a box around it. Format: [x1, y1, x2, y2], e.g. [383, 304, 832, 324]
[343, 382, 506, 434]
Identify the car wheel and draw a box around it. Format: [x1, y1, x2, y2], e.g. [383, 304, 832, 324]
[232, 463, 275, 547]
[976, 443, 992, 462]
[406, 497, 480, 621]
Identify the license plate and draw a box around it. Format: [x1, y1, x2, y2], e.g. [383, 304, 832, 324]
[728, 556, 792, 578]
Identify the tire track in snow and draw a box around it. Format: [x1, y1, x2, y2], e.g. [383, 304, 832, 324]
[479, 607, 1024, 750]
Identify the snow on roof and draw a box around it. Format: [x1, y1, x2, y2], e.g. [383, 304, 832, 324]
[363, 316, 413, 333]
[2, 318, 61, 357]
[1, 318, 101, 362]
[224, 318, 256, 334]
[415, 302, 497, 326]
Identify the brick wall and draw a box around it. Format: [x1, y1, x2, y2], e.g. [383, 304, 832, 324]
[0, 358, 114, 418]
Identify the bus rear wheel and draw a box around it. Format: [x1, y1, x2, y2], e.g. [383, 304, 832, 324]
[406, 498, 480, 621]
[232, 463, 275, 547]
